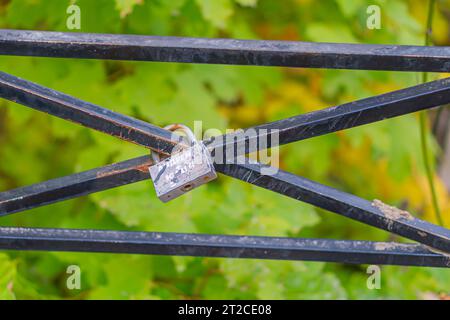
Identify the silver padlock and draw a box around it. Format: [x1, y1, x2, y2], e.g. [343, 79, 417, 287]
[149, 124, 217, 202]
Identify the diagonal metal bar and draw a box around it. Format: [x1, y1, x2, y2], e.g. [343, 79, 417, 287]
[0, 71, 181, 155]
[1, 29, 450, 72]
[0, 156, 153, 215]
[2, 156, 450, 254]
[207, 77, 450, 154]
[2, 71, 450, 158]
[0, 227, 448, 267]
[217, 162, 450, 254]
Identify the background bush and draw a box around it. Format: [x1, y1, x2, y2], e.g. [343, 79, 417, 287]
[0, 0, 449, 299]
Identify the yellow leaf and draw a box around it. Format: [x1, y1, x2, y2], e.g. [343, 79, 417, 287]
[115, 0, 143, 18]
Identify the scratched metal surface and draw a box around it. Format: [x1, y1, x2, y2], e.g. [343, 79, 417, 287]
[1, 29, 450, 72]
[0, 227, 448, 267]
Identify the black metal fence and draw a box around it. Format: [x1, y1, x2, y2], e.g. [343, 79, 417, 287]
[0, 30, 449, 267]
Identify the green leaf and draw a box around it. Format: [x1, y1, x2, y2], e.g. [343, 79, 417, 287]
[283, 134, 339, 182]
[247, 186, 320, 236]
[335, 0, 364, 17]
[305, 23, 358, 43]
[234, 0, 258, 7]
[283, 262, 347, 299]
[92, 180, 198, 232]
[195, 0, 233, 29]
[5, 0, 69, 29]
[89, 255, 153, 299]
[0, 254, 17, 300]
[115, 0, 143, 18]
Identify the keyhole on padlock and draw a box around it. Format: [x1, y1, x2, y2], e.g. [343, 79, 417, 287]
[182, 184, 193, 191]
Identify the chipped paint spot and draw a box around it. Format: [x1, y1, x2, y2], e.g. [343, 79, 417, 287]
[96, 169, 126, 179]
[96, 161, 152, 178]
[374, 242, 396, 251]
[372, 199, 414, 221]
[373, 242, 412, 251]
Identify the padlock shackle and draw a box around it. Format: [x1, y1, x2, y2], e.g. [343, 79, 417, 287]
[151, 124, 196, 163]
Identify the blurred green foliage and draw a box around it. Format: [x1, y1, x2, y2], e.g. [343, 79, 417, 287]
[0, 0, 449, 299]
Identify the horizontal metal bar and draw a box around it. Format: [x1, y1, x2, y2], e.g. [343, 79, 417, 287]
[2, 71, 450, 160]
[0, 227, 448, 267]
[1, 30, 450, 72]
[2, 156, 449, 254]
[0, 71, 181, 155]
